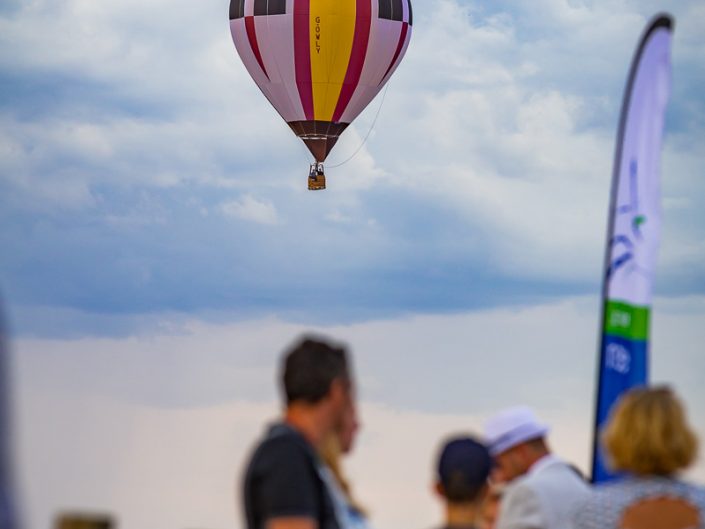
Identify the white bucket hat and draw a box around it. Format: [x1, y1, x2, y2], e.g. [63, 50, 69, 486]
[484, 406, 550, 456]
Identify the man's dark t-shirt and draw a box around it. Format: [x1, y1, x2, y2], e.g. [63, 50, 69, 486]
[243, 423, 340, 529]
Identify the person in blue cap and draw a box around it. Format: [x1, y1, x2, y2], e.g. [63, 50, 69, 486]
[433, 436, 493, 529]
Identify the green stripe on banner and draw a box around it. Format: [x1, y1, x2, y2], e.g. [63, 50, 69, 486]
[604, 301, 650, 340]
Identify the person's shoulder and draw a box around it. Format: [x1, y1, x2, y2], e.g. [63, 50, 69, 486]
[581, 477, 668, 509]
[596, 477, 702, 499]
[519, 462, 563, 484]
[571, 489, 617, 529]
[248, 424, 315, 470]
[689, 481, 705, 497]
[670, 479, 705, 506]
[261, 426, 308, 450]
[512, 459, 589, 515]
[574, 478, 705, 526]
[580, 480, 626, 504]
[675, 478, 705, 494]
[531, 459, 589, 487]
[690, 484, 705, 512]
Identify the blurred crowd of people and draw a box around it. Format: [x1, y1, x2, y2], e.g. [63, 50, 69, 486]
[242, 336, 705, 529]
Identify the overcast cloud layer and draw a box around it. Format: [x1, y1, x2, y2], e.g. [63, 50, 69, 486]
[15, 296, 705, 529]
[1, 0, 704, 336]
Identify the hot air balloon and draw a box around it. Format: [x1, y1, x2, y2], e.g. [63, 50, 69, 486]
[229, 0, 413, 190]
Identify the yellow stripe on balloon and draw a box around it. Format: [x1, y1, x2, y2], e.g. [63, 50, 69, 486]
[309, 0, 356, 122]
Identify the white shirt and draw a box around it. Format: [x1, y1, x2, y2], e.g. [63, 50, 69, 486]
[497, 455, 590, 529]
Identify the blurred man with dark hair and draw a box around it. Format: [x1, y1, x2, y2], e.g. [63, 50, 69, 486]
[434, 436, 493, 529]
[242, 336, 355, 529]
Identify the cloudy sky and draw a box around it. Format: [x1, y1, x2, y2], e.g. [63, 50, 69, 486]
[2, 1, 705, 528]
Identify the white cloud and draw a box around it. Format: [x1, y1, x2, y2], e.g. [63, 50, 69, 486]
[1, 0, 704, 293]
[220, 195, 279, 225]
[370, 6, 624, 282]
[326, 210, 354, 224]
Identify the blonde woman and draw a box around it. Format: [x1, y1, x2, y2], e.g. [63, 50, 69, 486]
[318, 403, 372, 529]
[572, 386, 705, 529]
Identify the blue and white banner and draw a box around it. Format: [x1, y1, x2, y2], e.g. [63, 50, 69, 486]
[591, 14, 674, 483]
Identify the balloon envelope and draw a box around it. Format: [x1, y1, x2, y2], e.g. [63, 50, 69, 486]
[229, 0, 413, 163]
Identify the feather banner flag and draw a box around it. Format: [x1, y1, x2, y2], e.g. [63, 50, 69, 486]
[591, 14, 674, 483]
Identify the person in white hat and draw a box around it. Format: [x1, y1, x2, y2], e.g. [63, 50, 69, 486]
[484, 406, 589, 529]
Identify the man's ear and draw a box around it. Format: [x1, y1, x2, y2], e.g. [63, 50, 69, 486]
[517, 444, 532, 463]
[434, 481, 446, 498]
[477, 482, 490, 502]
[328, 377, 347, 403]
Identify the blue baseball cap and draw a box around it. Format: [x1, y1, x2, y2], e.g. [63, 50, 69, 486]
[437, 437, 492, 489]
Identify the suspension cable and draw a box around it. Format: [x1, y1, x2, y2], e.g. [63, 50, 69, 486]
[326, 82, 391, 169]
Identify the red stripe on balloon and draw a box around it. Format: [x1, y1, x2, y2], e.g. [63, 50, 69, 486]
[245, 16, 269, 80]
[379, 22, 409, 85]
[331, 0, 372, 123]
[294, 0, 314, 120]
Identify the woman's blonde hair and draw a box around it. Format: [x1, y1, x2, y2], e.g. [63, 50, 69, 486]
[320, 432, 367, 516]
[602, 386, 698, 476]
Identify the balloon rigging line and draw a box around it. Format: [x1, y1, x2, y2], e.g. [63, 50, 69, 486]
[297, 135, 314, 163]
[326, 81, 391, 169]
